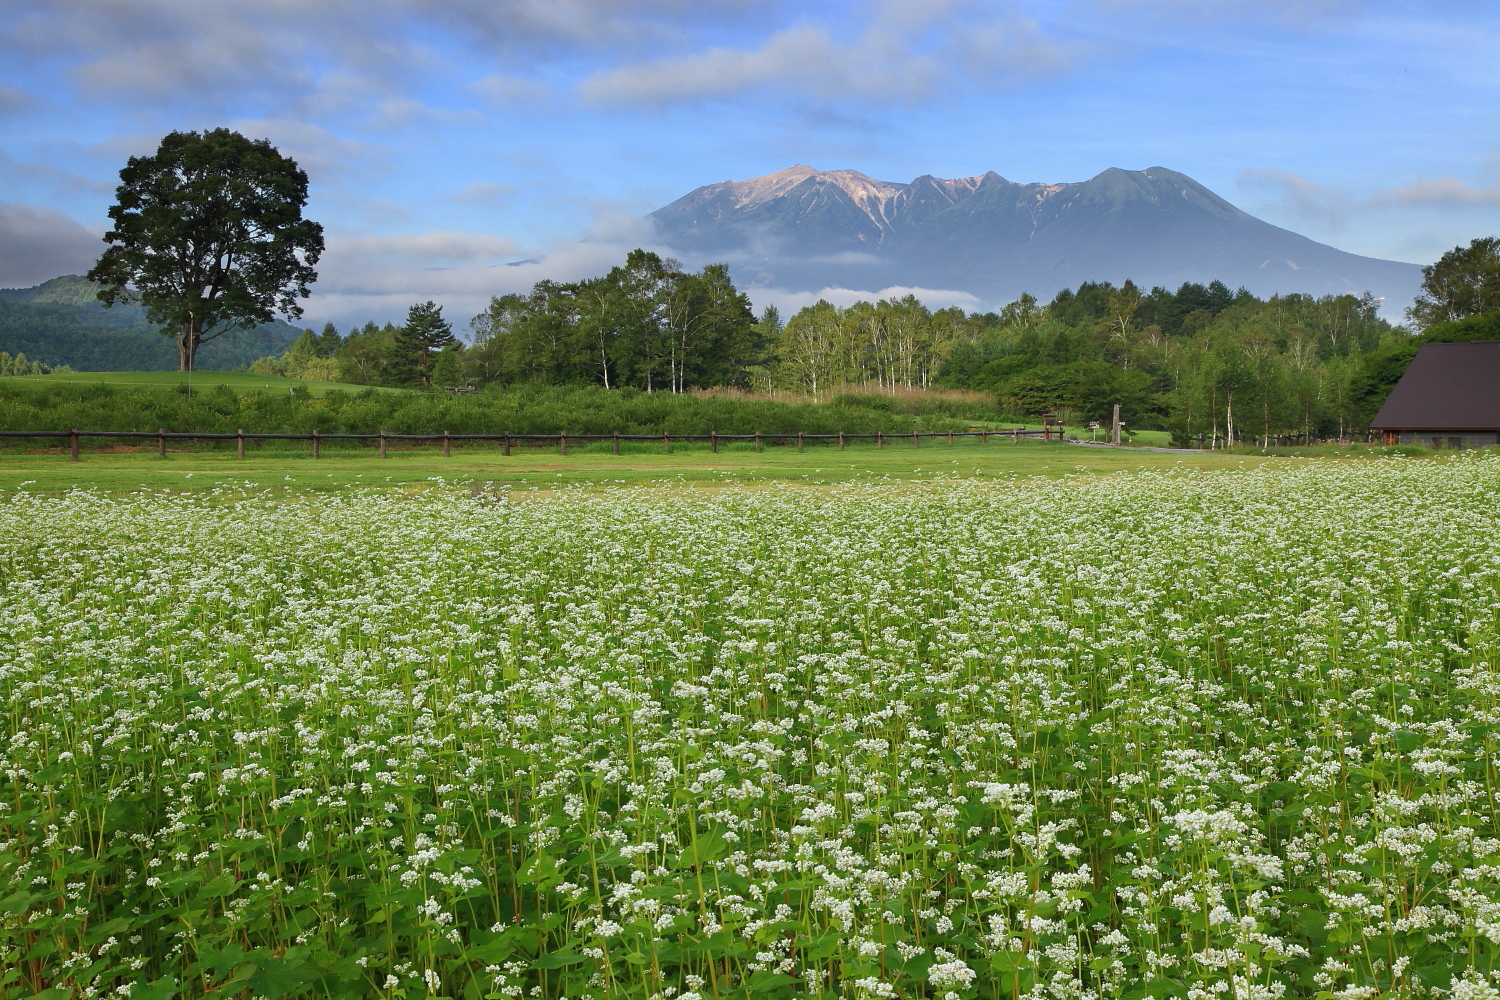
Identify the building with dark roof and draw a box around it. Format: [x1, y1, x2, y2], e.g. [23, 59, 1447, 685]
[1370, 340, 1500, 448]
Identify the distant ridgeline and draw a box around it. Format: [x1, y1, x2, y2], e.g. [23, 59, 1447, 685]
[0, 275, 303, 371]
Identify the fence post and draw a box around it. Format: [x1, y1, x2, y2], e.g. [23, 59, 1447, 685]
[380, 429, 387, 459]
[70, 428, 79, 462]
[158, 427, 166, 458]
[912, 430, 918, 448]
[838, 431, 844, 451]
[612, 431, 618, 455]
[312, 429, 320, 459]
[441, 430, 449, 458]
[662, 433, 669, 454]
[877, 431, 883, 449]
[503, 432, 511, 457]
[981, 429, 987, 445]
[947, 430, 952, 446]
[798, 431, 803, 453]
[710, 431, 717, 453]
[559, 433, 565, 456]
[237, 428, 244, 460]
[754, 431, 761, 453]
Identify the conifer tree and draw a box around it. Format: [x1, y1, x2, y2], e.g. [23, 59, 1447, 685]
[386, 301, 457, 386]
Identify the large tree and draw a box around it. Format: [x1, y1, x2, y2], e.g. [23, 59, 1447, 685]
[87, 128, 324, 371]
[1407, 236, 1500, 330]
[386, 301, 458, 386]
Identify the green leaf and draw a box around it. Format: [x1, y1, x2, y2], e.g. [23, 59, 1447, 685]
[130, 977, 179, 1000]
[198, 943, 247, 980]
[1260, 780, 1300, 801]
[194, 872, 241, 902]
[249, 959, 318, 999]
[0, 890, 35, 915]
[675, 826, 730, 869]
[1394, 730, 1421, 753]
[535, 949, 588, 969]
[746, 972, 797, 993]
[517, 852, 558, 884]
[85, 916, 134, 945]
[1144, 977, 1187, 999]
[468, 938, 518, 964]
[799, 931, 842, 961]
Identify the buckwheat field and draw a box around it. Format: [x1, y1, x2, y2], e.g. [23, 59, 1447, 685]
[4, 459, 1500, 1000]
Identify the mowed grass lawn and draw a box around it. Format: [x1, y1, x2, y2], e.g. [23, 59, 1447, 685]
[0, 436, 1273, 494]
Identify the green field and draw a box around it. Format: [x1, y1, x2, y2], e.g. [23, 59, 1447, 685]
[5, 369, 409, 396]
[2, 457, 1497, 1000]
[0, 437, 1266, 494]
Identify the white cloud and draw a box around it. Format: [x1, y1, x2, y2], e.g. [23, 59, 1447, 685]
[0, 203, 104, 288]
[325, 230, 519, 265]
[450, 182, 519, 206]
[224, 119, 376, 179]
[1241, 166, 1500, 223]
[366, 98, 486, 131]
[581, 26, 935, 105]
[0, 85, 32, 115]
[0, 150, 115, 196]
[3, 0, 765, 111]
[470, 74, 552, 107]
[1373, 177, 1500, 206]
[579, 5, 1080, 106]
[1237, 168, 1351, 227]
[304, 223, 675, 329]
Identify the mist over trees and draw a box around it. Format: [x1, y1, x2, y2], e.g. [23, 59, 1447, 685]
[245, 237, 1500, 446]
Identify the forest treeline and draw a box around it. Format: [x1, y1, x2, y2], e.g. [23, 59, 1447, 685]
[0, 275, 301, 370]
[250, 246, 1494, 445]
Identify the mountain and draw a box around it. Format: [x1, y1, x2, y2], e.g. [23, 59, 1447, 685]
[0, 275, 303, 370]
[648, 165, 1423, 307]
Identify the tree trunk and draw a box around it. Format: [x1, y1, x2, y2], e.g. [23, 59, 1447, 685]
[178, 322, 198, 371]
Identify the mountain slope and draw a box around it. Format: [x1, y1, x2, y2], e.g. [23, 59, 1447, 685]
[649, 165, 1422, 306]
[0, 275, 303, 370]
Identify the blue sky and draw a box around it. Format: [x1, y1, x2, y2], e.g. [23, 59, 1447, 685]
[2, 0, 1498, 327]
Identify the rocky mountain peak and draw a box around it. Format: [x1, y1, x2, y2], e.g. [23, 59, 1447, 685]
[647, 165, 1420, 306]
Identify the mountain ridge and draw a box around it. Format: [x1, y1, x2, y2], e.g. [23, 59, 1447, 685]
[648, 165, 1422, 307]
[0, 275, 303, 371]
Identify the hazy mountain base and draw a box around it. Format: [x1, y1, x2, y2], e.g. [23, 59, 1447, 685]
[0, 275, 303, 371]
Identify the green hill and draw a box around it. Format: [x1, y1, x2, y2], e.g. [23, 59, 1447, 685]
[0, 275, 302, 371]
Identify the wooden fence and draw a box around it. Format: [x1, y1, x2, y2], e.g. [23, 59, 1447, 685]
[0, 426, 1071, 462]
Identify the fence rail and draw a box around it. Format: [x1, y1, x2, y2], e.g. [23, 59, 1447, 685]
[0, 426, 1073, 461]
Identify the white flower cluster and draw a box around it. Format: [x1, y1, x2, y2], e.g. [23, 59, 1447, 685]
[3, 459, 1500, 999]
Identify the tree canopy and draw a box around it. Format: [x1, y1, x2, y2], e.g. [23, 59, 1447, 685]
[87, 128, 324, 371]
[466, 250, 766, 392]
[1407, 236, 1500, 330]
[387, 301, 458, 387]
